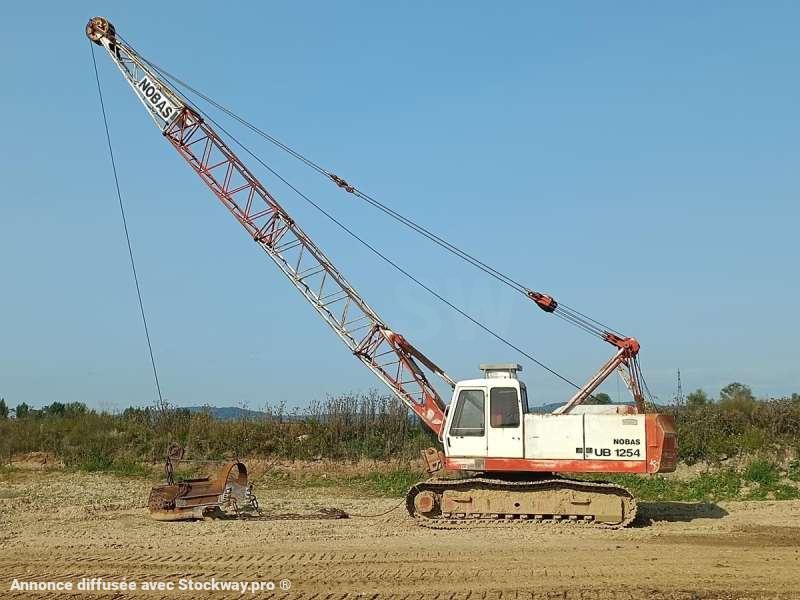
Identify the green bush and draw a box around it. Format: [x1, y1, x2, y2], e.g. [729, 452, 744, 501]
[667, 392, 800, 464]
[743, 460, 779, 486]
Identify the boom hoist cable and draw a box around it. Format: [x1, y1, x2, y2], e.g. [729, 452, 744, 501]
[125, 46, 629, 344]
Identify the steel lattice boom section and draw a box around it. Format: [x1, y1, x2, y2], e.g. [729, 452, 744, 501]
[87, 17, 448, 434]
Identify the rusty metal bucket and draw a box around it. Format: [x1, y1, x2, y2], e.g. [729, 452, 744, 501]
[148, 445, 258, 521]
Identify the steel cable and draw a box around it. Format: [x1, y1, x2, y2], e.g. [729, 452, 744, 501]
[90, 42, 166, 408]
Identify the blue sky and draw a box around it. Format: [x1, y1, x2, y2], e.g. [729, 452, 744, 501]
[1, 2, 797, 411]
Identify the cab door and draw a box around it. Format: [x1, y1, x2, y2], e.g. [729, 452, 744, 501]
[486, 386, 524, 458]
[445, 388, 487, 457]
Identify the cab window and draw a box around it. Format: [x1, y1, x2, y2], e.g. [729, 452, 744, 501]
[450, 389, 485, 436]
[490, 387, 520, 428]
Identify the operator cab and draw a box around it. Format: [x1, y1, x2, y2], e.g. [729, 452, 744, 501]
[444, 364, 527, 459]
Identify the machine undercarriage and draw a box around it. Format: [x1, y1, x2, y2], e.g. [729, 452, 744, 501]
[406, 475, 636, 529]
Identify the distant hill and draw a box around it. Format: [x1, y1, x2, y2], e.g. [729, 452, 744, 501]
[184, 406, 269, 421]
[183, 406, 336, 422]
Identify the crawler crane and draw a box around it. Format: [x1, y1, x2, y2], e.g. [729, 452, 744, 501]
[87, 17, 676, 528]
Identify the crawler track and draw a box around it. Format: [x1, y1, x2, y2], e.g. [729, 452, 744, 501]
[406, 476, 637, 529]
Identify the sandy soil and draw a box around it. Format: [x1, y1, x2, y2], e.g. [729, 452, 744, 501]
[1, 469, 799, 599]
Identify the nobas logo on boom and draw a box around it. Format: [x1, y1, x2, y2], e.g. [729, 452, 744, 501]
[137, 76, 178, 121]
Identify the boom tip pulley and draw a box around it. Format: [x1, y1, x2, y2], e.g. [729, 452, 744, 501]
[86, 16, 115, 45]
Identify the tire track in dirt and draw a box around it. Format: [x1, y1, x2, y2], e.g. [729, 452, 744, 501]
[0, 545, 792, 600]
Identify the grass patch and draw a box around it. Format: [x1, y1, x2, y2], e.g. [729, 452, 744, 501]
[786, 460, 800, 482]
[108, 461, 150, 478]
[678, 471, 744, 501]
[79, 451, 113, 472]
[772, 484, 800, 501]
[350, 468, 424, 497]
[76, 453, 150, 478]
[743, 460, 779, 486]
[595, 469, 800, 502]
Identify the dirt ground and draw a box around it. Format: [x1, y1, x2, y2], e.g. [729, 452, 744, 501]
[1, 469, 799, 600]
